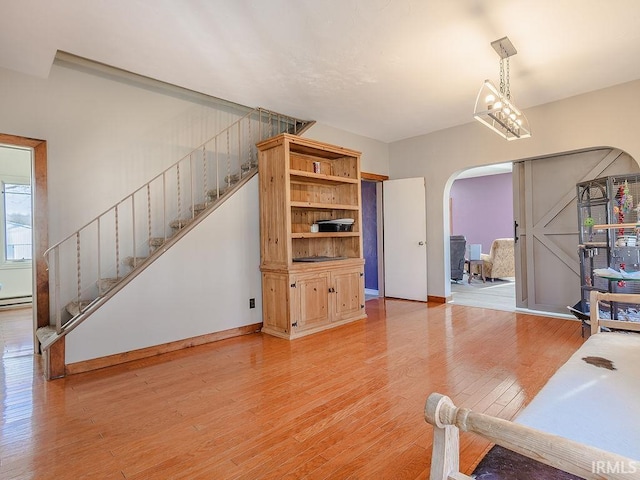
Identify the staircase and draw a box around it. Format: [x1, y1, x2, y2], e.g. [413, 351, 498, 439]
[38, 108, 312, 355]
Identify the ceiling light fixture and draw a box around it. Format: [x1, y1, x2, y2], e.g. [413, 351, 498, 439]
[473, 36, 531, 141]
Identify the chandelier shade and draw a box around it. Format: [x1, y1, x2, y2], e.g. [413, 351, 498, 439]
[473, 36, 531, 141]
[473, 79, 531, 140]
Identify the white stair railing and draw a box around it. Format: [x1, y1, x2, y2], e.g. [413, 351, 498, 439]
[43, 108, 312, 338]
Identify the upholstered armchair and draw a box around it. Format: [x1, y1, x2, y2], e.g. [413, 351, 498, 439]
[450, 235, 466, 281]
[480, 238, 515, 280]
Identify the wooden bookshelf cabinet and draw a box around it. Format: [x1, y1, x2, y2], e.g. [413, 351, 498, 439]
[257, 133, 366, 339]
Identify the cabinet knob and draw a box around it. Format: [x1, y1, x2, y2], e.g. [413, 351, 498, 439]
[418, 241, 425, 246]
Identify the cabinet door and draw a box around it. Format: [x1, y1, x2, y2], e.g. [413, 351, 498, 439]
[292, 272, 330, 331]
[261, 272, 291, 335]
[331, 267, 364, 322]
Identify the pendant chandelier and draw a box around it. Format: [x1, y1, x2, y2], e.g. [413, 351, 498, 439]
[473, 36, 531, 141]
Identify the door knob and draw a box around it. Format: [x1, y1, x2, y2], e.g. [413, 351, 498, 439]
[418, 241, 425, 246]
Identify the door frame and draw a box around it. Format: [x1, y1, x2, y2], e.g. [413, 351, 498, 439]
[0, 133, 49, 351]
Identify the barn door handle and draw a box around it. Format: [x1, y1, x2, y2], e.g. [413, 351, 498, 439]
[514, 221, 519, 244]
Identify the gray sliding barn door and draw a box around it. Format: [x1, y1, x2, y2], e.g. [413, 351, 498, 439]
[514, 148, 638, 314]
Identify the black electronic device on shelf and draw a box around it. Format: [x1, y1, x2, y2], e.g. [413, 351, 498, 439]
[317, 218, 354, 232]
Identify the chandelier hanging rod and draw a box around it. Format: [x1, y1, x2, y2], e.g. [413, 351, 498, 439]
[473, 36, 531, 141]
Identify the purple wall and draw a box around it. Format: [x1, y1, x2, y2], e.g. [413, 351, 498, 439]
[449, 173, 513, 255]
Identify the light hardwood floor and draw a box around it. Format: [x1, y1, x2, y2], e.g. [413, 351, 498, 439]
[0, 299, 584, 479]
[0, 306, 33, 358]
[450, 276, 515, 311]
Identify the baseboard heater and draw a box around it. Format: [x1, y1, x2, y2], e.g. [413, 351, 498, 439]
[0, 295, 33, 308]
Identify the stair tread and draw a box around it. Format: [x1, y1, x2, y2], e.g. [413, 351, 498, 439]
[97, 277, 122, 294]
[191, 202, 208, 212]
[241, 162, 258, 172]
[169, 218, 195, 229]
[66, 300, 92, 317]
[98, 277, 121, 284]
[206, 186, 224, 195]
[206, 186, 231, 198]
[36, 325, 57, 343]
[123, 256, 148, 267]
[149, 237, 166, 247]
[224, 174, 240, 183]
[207, 168, 257, 199]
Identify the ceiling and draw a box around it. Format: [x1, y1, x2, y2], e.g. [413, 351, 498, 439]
[2, 1, 640, 143]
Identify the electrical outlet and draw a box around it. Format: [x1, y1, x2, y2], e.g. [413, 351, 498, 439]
[249, 298, 255, 309]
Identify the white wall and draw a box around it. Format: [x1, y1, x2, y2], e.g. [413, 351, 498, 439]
[306, 122, 389, 176]
[15, 48, 640, 358]
[0, 61, 245, 245]
[66, 176, 262, 363]
[0, 58, 386, 362]
[389, 80, 640, 299]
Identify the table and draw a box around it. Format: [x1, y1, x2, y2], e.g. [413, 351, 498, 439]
[466, 259, 485, 283]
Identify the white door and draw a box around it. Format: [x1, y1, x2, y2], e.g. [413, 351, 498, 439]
[383, 178, 427, 301]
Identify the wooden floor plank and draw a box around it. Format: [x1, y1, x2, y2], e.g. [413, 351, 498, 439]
[0, 306, 33, 359]
[0, 299, 584, 479]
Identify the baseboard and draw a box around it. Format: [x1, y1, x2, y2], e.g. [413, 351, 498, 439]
[65, 323, 262, 376]
[383, 295, 447, 304]
[262, 314, 367, 340]
[427, 295, 448, 304]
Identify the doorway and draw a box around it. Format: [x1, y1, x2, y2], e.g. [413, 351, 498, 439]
[0, 133, 49, 355]
[0, 145, 34, 355]
[448, 163, 516, 311]
[0, 146, 33, 303]
[361, 173, 388, 299]
[361, 180, 379, 298]
[447, 148, 639, 316]
[362, 174, 429, 302]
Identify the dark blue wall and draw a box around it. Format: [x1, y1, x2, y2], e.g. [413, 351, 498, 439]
[362, 181, 378, 290]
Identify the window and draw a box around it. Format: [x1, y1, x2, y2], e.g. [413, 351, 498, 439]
[4, 183, 32, 261]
